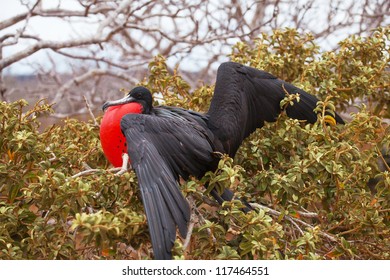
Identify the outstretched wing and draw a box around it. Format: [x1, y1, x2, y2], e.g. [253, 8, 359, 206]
[207, 62, 344, 157]
[120, 111, 215, 259]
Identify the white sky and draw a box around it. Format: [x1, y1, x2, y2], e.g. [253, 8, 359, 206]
[0, 0, 99, 74]
[1, 0, 388, 75]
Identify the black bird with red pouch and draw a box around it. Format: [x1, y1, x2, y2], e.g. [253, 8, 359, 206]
[100, 62, 344, 259]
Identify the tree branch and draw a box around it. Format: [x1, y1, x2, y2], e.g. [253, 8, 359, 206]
[249, 203, 338, 242]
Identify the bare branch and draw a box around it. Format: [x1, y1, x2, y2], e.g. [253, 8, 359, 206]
[52, 68, 138, 105]
[83, 95, 98, 127]
[250, 203, 338, 242]
[1, 0, 388, 115]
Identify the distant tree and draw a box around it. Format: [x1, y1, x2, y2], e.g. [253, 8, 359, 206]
[0, 0, 389, 114]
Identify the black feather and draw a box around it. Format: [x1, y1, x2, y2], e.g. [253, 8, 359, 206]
[120, 111, 216, 259]
[207, 62, 343, 156]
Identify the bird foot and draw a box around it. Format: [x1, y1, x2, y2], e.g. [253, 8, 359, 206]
[108, 153, 132, 176]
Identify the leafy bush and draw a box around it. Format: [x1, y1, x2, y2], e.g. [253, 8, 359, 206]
[1, 28, 389, 259]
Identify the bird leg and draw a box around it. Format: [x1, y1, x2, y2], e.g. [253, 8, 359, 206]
[117, 153, 131, 175]
[109, 153, 132, 175]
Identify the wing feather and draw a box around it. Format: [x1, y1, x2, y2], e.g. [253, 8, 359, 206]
[207, 62, 344, 156]
[120, 112, 215, 259]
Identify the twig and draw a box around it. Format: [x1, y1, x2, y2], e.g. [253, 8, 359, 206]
[82, 162, 92, 170]
[38, 152, 57, 165]
[289, 218, 305, 236]
[108, 167, 123, 173]
[70, 149, 131, 180]
[71, 168, 101, 179]
[192, 196, 216, 244]
[296, 210, 318, 218]
[52, 68, 138, 105]
[249, 202, 337, 242]
[288, 200, 319, 218]
[376, 146, 390, 172]
[83, 96, 98, 127]
[183, 196, 197, 250]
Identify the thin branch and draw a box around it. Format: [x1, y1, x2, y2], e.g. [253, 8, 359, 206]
[83, 95, 98, 127]
[182, 196, 197, 251]
[376, 146, 390, 172]
[52, 68, 138, 105]
[249, 203, 338, 242]
[71, 168, 101, 179]
[0, 37, 102, 70]
[0, 1, 133, 70]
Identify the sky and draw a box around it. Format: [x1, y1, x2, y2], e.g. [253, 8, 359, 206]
[0, 0, 240, 75]
[0, 0, 99, 74]
[1, 0, 388, 75]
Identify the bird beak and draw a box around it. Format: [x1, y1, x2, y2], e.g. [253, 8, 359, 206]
[102, 95, 136, 112]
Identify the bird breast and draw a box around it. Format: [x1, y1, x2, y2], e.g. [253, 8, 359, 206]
[100, 103, 143, 167]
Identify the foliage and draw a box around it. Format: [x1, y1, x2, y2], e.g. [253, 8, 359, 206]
[140, 54, 214, 112]
[231, 27, 390, 118]
[1, 28, 389, 260]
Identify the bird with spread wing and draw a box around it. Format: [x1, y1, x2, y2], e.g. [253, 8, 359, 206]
[100, 62, 344, 259]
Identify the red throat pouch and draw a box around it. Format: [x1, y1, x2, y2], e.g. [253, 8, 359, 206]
[100, 102, 143, 167]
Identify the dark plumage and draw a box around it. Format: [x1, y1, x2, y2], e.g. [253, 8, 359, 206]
[101, 62, 344, 259]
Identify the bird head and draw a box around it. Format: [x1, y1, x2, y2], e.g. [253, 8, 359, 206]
[102, 86, 153, 114]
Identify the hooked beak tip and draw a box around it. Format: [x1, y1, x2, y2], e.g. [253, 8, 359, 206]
[102, 102, 109, 112]
[101, 96, 136, 112]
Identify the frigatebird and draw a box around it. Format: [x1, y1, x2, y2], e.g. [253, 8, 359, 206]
[100, 62, 344, 259]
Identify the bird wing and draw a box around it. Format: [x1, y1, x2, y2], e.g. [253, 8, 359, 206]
[207, 62, 343, 156]
[120, 112, 215, 259]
